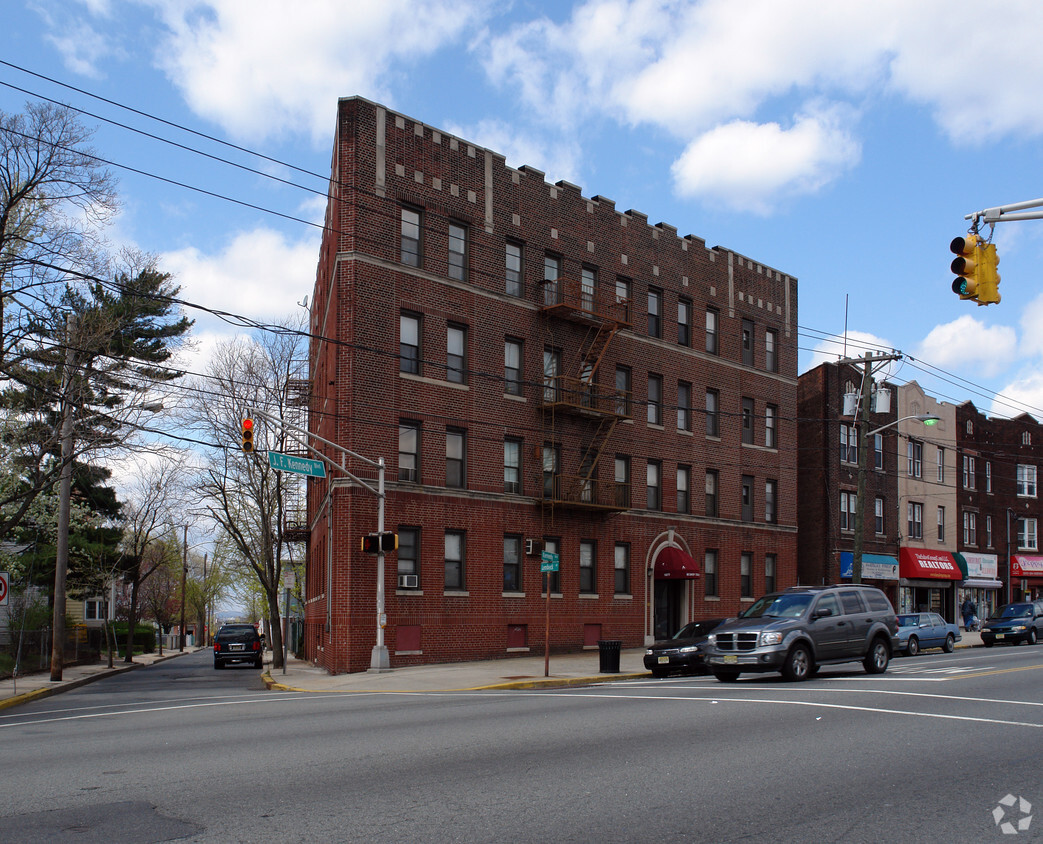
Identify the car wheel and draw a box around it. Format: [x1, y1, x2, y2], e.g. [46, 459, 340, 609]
[983, 639, 994, 648]
[907, 636, 920, 657]
[214, 660, 222, 670]
[943, 634, 955, 653]
[650, 667, 669, 678]
[863, 637, 890, 674]
[781, 644, 812, 682]
[1028, 629, 1038, 646]
[255, 657, 264, 669]
[713, 669, 740, 683]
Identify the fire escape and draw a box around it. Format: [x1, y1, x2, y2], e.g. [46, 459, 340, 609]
[281, 362, 311, 542]
[537, 275, 632, 515]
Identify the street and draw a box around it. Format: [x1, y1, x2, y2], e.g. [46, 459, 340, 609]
[1, 647, 1041, 843]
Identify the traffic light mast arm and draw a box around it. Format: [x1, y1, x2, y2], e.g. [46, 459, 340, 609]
[967, 197, 1043, 224]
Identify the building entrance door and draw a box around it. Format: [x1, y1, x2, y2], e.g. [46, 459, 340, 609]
[653, 580, 684, 641]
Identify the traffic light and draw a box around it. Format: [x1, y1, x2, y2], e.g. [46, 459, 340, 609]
[977, 242, 1001, 304]
[361, 532, 398, 553]
[241, 417, 254, 452]
[950, 234, 981, 302]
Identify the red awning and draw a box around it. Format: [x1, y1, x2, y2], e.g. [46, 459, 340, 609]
[899, 548, 962, 581]
[653, 546, 700, 579]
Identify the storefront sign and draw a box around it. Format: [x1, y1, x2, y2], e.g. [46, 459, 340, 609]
[899, 548, 962, 580]
[960, 552, 998, 580]
[1012, 555, 1043, 577]
[839, 552, 899, 581]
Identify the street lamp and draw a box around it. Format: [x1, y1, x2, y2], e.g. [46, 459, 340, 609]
[1006, 507, 1018, 605]
[852, 413, 940, 583]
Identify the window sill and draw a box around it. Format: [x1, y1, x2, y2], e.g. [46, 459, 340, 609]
[506, 647, 530, 653]
[578, 592, 599, 600]
[443, 590, 470, 597]
[396, 589, 423, 596]
[502, 591, 526, 598]
[613, 593, 633, 601]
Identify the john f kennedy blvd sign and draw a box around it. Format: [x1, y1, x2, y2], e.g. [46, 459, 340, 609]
[267, 451, 327, 478]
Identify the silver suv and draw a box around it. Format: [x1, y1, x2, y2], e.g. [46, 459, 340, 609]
[704, 585, 898, 682]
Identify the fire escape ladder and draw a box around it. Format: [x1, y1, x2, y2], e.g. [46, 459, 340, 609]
[580, 323, 618, 385]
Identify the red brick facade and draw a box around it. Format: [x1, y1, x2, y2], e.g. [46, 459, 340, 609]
[304, 97, 799, 673]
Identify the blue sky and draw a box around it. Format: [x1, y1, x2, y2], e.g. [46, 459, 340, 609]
[5, 0, 1043, 423]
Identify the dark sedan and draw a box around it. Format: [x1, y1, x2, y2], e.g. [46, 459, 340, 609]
[644, 618, 727, 678]
[213, 624, 264, 669]
[981, 601, 1043, 647]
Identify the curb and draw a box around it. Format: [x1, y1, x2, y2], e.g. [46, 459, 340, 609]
[261, 669, 651, 694]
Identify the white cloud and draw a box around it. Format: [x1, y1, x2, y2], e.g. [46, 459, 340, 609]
[150, 0, 488, 142]
[160, 227, 318, 320]
[912, 315, 1018, 379]
[1019, 294, 1043, 358]
[671, 105, 860, 213]
[443, 118, 582, 186]
[988, 369, 1043, 421]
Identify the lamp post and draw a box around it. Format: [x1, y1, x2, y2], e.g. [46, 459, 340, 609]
[1007, 507, 1018, 604]
[852, 412, 939, 583]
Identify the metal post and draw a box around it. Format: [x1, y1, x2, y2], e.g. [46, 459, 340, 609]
[852, 354, 872, 584]
[179, 525, 188, 651]
[369, 458, 390, 671]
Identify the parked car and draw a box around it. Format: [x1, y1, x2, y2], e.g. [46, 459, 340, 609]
[644, 618, 728, 677]
[981, 602, 1043, 647]
[895, 613, 960, 655]
[213, 624, 264, 669]
[704, 584, 898, 682]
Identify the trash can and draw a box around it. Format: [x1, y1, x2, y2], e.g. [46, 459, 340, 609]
[598, 639, 622, 673]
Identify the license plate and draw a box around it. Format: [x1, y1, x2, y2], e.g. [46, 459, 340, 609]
[657, 656, 669, 664]
[723, 654, 737, 664]
[995, 634, 1005, 639]
[230, 643, 244, 651]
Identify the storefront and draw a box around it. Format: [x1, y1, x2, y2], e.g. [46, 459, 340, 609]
[898, 548, 963, 621]
[955, 552, 1002, 627]
[1012, 555, 1043, 602]
[839, 552, 899, 609]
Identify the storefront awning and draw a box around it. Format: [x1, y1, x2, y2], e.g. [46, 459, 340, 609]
[1013, 555, 1043, 577]
[962, 578, 1004, 589]
[899, 548, 963, 580]
[653, 546, 700, 579]
[951, 552, 970, 579]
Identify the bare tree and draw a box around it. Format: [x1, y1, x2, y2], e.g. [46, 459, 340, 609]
[138, 543, 180, 656]
[182, 322, 306, 669]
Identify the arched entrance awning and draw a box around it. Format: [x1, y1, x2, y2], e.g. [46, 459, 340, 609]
[653, 546, 700, 579]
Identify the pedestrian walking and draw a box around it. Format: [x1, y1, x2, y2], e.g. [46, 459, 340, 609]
[961, 596, 976, 631]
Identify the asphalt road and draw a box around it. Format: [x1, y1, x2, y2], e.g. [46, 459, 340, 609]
[1, 646, 1041, 843]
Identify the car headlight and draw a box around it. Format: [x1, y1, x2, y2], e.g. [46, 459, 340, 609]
[706, 634, 717, 646]
[759, 631, 784, 646]
[1010, 625, 1027, 632]
[645, 648, 654, 656]
[678, 645, 699, 654]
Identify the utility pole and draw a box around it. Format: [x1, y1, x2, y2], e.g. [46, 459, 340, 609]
[179, 525, 188, 651]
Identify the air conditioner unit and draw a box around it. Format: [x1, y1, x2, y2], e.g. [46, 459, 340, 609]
[525, 539, 543, 556]
[398, 574, 418, 588]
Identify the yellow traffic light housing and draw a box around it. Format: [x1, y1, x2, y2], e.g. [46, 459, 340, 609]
[977, 242, 1001, 304]
[950, 234, 981, 302]
[241, 417, 254, 452]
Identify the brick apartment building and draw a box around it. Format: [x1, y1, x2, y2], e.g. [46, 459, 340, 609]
[303, 97, 798, 674]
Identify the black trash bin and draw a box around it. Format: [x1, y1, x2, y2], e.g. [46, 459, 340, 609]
[598, 639, 622, 673]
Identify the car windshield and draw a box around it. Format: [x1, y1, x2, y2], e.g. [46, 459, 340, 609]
[994, 604, 1032, 619]
[741, 593, 812, 619]
[896, 615, 919, 628]
[672, 620, 721, 639]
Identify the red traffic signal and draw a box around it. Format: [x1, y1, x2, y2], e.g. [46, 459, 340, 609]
[241, 418, 254, 452]
[361, 532, 398, 553]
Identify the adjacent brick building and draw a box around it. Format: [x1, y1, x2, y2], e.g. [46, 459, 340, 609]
[302, 97, 799, 674]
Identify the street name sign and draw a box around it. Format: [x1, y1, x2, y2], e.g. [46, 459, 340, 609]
[267, 451, 327, 478]
[540, 550, 559, 572]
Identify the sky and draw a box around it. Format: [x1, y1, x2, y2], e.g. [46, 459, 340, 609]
[4, 0, 1043, 429]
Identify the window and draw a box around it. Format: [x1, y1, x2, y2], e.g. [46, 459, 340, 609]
[706, 389, 720, 437]
[400, 312, 421, 374]
[446, 429, 466, 488]
[677, 466, 690, 514]
[907, 440, 923, 478]
[581, 266, 597, 312]
[875, 497, 885, 535]
[764, 554, 777, 593]
[543, 347, 561, 402]
[1017, 464, 1037, 497]
[84, 598, 107, 621]
[398, 527, 419, 585]
[741, 319, 754, 366]
[503, 535, 522, 592]
[908, 502, 924, 540]
[448, 222, 467, 281]
[615, 365, 631, 416]
[400, 206, 421, 266]
[398, 422, 420, 482]
[445, 530, 465, 590]
[765, 328, 778, 372]
[615, 455, 630, 508]
[504, 338, 523, 396]
[706, 308, 719, 355]
[677, 381, 691, 431]
[963, 511, 977, 546]
[740, 553, 753, 598]
[646, 460, 661, 510]
[505, 241, 523, 296]
[840, 424, 857, 464]
[504, 438, 522, 494]
[986, 461, 992, 492]
[543, 254, 561, 305]
[647, 374, 663, 425]
[677, 297, 692, 346]
[647, 287, 662, 338]
[616, 277, 632, 323]
[614, 543, 630, 594]
[963, 455, 976, 489]
[542, 444, 559, 498]
[1018, 518, 1038, 551]
[937, 507, 946, 542]
[765, 404, 777, 449]
[765, 479, 777, 523]
[447, 323, 467, 383]
[741, 397, 754, 444]
[704, 549, 718, 597]
[741, 475, 754, 522]
[937, 447, 945, 483]
[840, 491, 856, 531]
[873, 433, 884, 470]
[579, 540, 596, 593]
[705, 470, 719, 517]
[986, 515, 993, 548]
[543, 537, 561, 594]
[1024, 431, 1032, 446]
